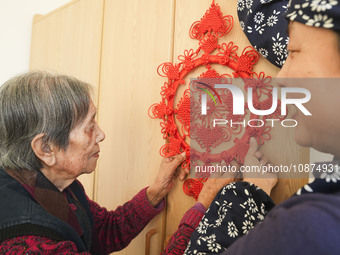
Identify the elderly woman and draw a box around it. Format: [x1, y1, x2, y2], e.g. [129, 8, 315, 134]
[183, 0, 340, 254]
[0, 72, 242, 254]
[0, 72, 194, 254]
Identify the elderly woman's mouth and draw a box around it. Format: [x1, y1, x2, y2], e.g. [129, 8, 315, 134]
[92, 151, 100, 157]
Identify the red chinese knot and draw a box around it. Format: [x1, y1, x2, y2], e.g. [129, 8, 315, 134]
[149, 1, 281, 200]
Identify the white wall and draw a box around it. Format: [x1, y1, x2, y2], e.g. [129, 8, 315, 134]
[0, 0, 71, 85]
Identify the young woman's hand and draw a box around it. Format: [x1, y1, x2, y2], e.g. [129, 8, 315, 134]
[243, 137, 278, 196]
[197, 161, 238, 209]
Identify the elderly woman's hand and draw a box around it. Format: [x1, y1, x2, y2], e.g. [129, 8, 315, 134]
[197, 162, 238, 209]
[146, 153, 186, 207]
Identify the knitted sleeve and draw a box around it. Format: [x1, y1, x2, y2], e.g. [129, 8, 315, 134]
[161, 203, 205, 255]
[88, 187, 164, 253]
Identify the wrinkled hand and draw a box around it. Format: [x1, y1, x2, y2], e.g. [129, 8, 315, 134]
[197, 161, 238, 209]
[146, 153, 186, 207]
[243, 137, 278, 195]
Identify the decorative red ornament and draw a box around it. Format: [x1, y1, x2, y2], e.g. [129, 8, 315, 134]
[149, 1, 283, 200]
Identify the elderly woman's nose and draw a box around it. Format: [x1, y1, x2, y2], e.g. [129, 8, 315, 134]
[96, 126, 105, 143]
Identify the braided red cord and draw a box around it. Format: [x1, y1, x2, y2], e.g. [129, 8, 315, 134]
[149, 1, 282, 200]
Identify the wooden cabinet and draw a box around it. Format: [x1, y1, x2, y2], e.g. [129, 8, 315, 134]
[95, 1, 175, 254]
[30, 0, 308, 254]
[30, 0, 105, 199]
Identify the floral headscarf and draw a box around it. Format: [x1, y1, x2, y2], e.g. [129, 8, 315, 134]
[237, 0, 290, 68]
[285, 0, 340, 30]
[237, 0, 339, 68]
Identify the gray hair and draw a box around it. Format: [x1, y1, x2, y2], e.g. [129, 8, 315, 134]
[0, 71, 93, 171]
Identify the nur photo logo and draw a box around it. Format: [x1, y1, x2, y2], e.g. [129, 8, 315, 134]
[192, 78, 311, 128]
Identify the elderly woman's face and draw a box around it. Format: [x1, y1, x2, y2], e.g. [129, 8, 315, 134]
[54, 100, 105, 179]
[277, 21, 340, 156]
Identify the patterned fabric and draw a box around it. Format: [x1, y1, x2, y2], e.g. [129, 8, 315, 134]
[0, 168, 96, 252]
[184, 182, 275, 254]
[223, 191, 340, 254]
[0, 236, 87, 255]
[285, 0, 340, 31]
[184, 160, 340, 255]
[220, 162, 340, 254]
[237, 0, 340, 67]
[0, 192, 201, 255]
[0, 169, 164, 254]
[4, 168, 85, 235]
[237, 0, 290, 67]
[295, 160, 340, 196]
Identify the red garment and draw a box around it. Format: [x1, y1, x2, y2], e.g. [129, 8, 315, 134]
[161, 204, 205, 255]
[0, 187, 204, 255]
[0, 187, 162, 254]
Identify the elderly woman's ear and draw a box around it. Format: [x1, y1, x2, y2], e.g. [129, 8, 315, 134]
[31, 133, 57, 167]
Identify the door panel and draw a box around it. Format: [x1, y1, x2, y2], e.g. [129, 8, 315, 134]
[96, 1, 175, 254]
[30, 0, 105, 199]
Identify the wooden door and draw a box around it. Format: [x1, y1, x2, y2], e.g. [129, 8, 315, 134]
[96, 0, 175, 254]
[29, 0, 309, 253]
[30, 0, 105, 199]
[164, 0, 309, 242]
